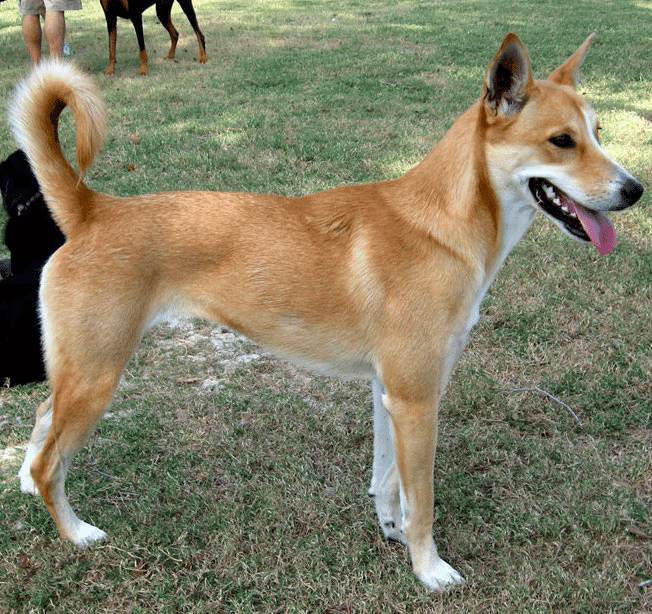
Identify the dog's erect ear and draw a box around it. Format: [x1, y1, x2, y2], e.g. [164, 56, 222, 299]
[484, 34, 534, 118]
[547, 33, 595, 87]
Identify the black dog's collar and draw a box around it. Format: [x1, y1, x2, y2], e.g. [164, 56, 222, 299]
[15, 191, 42, 216]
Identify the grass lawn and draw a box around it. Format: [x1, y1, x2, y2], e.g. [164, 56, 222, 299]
[0, 0, 650, 611]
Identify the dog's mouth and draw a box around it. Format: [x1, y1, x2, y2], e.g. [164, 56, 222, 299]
[528, 178, 617, 255]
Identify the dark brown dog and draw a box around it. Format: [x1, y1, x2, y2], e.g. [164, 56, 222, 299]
[99, 0, 207, 75]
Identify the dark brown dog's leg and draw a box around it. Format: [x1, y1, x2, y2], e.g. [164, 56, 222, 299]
[175, 0, 207, 63]
[155, 0, 180, 60]
[139, 48, 149, 76]
[130, 12, 150, 75]
[104, 12, 118, 75]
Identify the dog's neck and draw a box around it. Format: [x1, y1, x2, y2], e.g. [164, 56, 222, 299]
[14, 190, 43, 216]
[387, 102, 528, 275]
[383, 101, 539, 333]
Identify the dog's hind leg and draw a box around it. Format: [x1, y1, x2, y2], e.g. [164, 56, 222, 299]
[155, 0, 179, 60]
[18, 395, 53, 495]
[24, 264, 149, 546]
[369, 378, 405, 544]
[28, 370, 122, 546]
[175, 0, 207, 63]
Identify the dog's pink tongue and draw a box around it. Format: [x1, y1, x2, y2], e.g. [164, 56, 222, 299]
[568, 201, 617, 255]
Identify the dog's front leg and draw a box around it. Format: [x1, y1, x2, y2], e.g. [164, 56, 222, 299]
[382, 387, 463, 591]
[99, 0, 119, 75]
[130, 13, 149, 75]
[104, 13, 118, 75]
[369, 378, 404, 543]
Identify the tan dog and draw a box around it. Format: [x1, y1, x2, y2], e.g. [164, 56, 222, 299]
[9, 34, 642, 591]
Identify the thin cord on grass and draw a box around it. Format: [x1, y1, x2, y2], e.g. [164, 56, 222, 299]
[506, 386, 584, 427]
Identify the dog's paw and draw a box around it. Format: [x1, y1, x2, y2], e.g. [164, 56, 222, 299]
[371, 488, 406, 544]
[18, 467, 39, 496]
[379, 517, 407, 545]
[416, 557, 464, 592]
[70, 521, 108, 548]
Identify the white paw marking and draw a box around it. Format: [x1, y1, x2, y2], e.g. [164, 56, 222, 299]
[18, 467, 39, 496]
[71, 521, 108, 548]
[418, 557, 464, 592]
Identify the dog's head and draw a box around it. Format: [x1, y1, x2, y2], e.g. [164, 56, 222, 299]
[0, 149, 65, 275]
[483, 34, 643, 255]
[0, 149, 41, 218]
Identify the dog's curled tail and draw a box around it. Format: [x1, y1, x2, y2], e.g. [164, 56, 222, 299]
[8, 60, 106, 237]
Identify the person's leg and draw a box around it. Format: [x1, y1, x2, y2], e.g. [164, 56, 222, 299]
[22, 14, 43, 63]
[43, 10, 66, 59]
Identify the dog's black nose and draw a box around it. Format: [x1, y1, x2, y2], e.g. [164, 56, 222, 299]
[620, 177, 644, 208]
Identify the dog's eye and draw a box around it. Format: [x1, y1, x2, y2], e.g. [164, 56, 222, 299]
[549, 134, 575, 149]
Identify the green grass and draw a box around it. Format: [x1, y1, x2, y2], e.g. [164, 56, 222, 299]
[0, 0, 651, 612]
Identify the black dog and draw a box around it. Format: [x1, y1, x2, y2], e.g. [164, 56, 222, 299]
[0, 150, 65, 386]
[100, 0, 207, 75]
